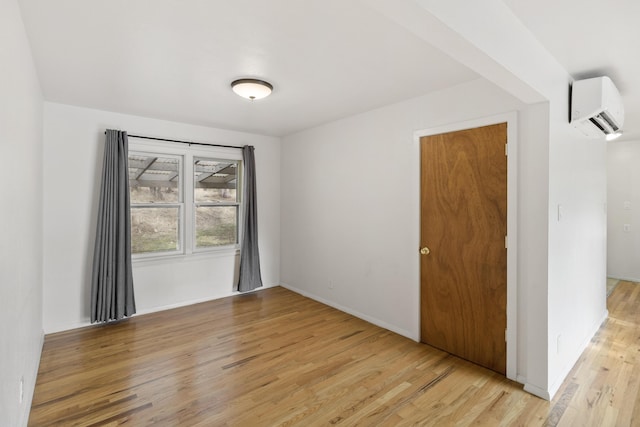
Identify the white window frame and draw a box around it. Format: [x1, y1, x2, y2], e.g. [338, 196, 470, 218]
[129, 151, 184, 259]
[128, 139, 243, 261]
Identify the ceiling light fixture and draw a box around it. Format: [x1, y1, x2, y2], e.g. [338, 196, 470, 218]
[231, 78, 273, 100]
[606, 131, 623, 141]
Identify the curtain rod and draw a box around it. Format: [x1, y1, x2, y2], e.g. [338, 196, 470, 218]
[104, 131, 243, 150]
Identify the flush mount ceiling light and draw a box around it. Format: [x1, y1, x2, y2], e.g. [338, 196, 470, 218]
[231, 78, 273, 100]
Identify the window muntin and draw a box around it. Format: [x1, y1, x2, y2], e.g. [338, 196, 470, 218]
[128, 153, 183, 256]
[193, 158, 240, 249]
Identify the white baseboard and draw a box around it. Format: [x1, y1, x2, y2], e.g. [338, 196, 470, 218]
[45, 283, 278, 334]
[280, 282, 418, 341]
[546, 309, 609, 400]
[523, 383, 551, 401]
[134, 285, 273, 317]
[22, 330, 45, 426]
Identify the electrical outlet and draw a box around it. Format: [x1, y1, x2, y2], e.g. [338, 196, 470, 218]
[19, 376, 24, 404]
[328, 280, 334, 290]
[624, 201, 631, 210]
[624, 224, 631, 233]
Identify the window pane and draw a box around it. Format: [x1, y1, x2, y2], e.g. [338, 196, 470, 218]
[129, 155, 180, 203]
[195, 206, 237, 247]
[194, 159, 237, 203]
[131, 207, 180, 254]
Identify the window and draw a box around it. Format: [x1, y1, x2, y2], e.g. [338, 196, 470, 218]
[128, 144, 241, 257]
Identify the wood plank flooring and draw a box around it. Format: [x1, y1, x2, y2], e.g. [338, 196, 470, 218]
[29, 282, 640, 426]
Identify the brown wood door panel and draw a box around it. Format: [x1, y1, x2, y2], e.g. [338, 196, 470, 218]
[420, 123, 507, 375]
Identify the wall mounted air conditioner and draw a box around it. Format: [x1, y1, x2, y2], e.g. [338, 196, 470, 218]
[570, 76, 624, 139]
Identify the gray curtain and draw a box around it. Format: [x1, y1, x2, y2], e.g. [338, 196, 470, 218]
[90, 129, 136, 322]
[237, 145, 263, 292]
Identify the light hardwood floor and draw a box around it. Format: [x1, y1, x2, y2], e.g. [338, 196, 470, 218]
[30, 282, 640, 426]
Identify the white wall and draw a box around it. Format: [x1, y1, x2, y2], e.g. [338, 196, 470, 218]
[545, 85, 608, 399]
[0, 0, 44, 425]
[43, 103, 281, 333]
[280, 78, 544, 371]
[607, 140, 640, 281]
[515, 101, 550, 393]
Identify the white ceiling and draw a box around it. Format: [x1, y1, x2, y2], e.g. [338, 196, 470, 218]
[17, 0, 478, 137]
[18, 0, 639, 139]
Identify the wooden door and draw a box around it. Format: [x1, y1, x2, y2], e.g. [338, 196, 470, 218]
[420, 123, 507, 375]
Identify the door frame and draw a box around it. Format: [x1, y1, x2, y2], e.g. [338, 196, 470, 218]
[414, 112, 518, 381]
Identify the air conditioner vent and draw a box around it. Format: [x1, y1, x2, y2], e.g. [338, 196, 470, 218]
[588, 117, 606, 133]
[571, 76, 624, 138]
[599, 111, 620, 132]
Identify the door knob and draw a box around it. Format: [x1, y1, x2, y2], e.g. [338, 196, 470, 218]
[420, 246, 430, 255]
